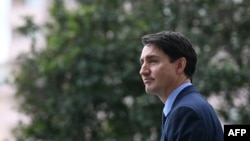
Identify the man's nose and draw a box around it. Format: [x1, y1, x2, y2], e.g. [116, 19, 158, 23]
[139, 63, 150, 75]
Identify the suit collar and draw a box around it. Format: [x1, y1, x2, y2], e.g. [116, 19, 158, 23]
[163, 82, 192, 117]
[171, 85, 198, 108]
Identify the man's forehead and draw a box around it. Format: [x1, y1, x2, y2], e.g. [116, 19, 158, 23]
[141, 45, 161, 58]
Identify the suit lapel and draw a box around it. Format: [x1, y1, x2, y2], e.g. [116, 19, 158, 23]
[160, 85, 197, 140]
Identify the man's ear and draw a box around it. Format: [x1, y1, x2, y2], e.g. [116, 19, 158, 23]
[176, 57, 187, 74]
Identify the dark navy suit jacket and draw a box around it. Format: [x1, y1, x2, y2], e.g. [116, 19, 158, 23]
[160, 85, 224, 141]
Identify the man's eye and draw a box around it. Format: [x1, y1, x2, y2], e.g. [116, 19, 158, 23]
[149, 60, 158, 63]
[140, 61, 144, 66]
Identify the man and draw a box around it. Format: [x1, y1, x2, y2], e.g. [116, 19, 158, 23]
[139, 31, 224, 141]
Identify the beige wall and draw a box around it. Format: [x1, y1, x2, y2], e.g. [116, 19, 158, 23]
[0, 0, 48, 140]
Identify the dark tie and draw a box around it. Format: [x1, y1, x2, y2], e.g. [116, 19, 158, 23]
[162, 112, 166, 130]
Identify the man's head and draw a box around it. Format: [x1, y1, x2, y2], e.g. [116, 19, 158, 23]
[141, 31, 197, 80]
[139, 31, 197, 101]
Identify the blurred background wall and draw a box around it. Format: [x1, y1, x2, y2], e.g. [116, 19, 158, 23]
[0, 0, 48, 140]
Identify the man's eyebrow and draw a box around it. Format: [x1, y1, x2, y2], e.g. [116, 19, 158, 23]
[146, 55, 159, 59]
[140, 55, 159, 63]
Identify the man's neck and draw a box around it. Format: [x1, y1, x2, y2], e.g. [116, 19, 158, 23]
[159, 77, 191, 103]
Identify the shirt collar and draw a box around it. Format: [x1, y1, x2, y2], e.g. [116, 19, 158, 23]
[163, 82, 192, 117]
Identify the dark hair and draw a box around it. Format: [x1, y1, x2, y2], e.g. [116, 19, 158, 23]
[141, 31, 197, 80]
